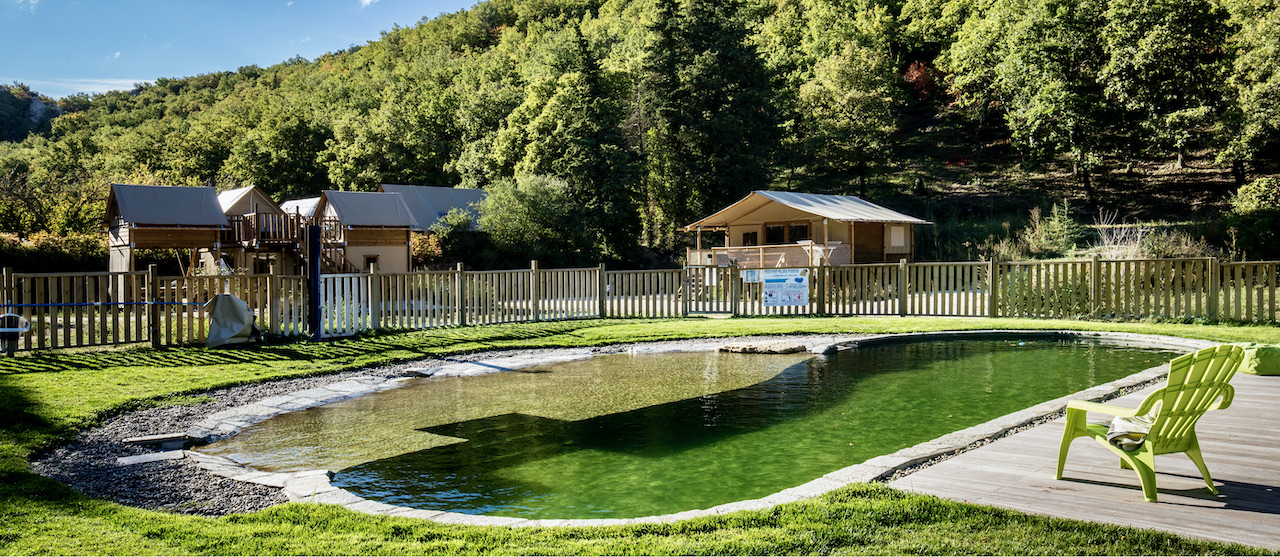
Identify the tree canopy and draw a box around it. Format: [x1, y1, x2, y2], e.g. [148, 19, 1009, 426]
[1, 0, 1278, 265]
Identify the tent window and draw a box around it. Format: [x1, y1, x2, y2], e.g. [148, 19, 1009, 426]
[788, 223, 810, 242]
[741, 231, 758, 246]
[764, 225, 785, 245]
[889, 225, 907, 249]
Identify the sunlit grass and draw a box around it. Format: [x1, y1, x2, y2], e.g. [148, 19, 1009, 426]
[1, 316, 1276, 554]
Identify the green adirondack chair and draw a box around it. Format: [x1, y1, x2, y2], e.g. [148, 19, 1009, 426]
[1056, 344, 1245, 502]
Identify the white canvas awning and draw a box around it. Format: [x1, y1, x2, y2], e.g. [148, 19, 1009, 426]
[379, 184, 486, 230]
[106, 184, 228, 227]
[280, 197, 320, 218]
[217, 186, 282, 216]
[682, 191, 931, 231]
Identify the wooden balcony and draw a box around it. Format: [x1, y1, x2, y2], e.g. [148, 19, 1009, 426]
[223, 214, 344, 249]
[687, 242, 852, 268]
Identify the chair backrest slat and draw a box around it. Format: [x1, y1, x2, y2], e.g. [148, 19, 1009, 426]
[1150, 345, 1243, 452]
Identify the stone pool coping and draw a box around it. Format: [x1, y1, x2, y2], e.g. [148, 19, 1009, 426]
[156, 330, 1218, 528]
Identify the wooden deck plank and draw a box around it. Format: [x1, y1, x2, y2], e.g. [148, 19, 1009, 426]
[890, 373, 1280, 550]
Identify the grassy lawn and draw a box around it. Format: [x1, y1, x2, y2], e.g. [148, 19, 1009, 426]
[2, 317, 1277, 555]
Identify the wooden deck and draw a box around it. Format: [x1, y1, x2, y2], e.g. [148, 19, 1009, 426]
[890, 372, 1280, 550]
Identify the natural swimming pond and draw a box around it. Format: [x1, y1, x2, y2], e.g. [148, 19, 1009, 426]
[201, 337, 1182, 519]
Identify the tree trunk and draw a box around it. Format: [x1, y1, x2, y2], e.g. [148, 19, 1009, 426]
[1232, 159, 1246, 186]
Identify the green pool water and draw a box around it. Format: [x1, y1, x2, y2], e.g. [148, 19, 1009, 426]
[203, 337, 1180, 519]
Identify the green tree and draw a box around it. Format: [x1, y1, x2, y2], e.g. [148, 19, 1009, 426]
[477, 174, 594, 267]
[637, 0, 780, 250]
[1099, 0, 1231, 168]
[1219, 0, 1280, 178]
[514, 29, 640, 262]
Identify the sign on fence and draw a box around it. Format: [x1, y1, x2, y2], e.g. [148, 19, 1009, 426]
[762, 268, 809, 307]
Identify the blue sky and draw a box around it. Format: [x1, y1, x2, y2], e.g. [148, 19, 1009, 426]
[3, 0, 475, 99]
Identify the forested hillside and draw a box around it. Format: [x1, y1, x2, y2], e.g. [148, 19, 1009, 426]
[1, 0, 1277, 269]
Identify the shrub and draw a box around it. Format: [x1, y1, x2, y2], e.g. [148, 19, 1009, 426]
[1225, 177, 1280, 259]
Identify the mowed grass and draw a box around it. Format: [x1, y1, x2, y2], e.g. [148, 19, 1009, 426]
[2, 317, 1277, 555]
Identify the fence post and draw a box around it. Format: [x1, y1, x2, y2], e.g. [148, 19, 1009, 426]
[307, 224, 322, 341]
[455, 262, 466, 327]
[680, 266, 689, 317]
[1207, 257, 1219, 322]
[988, 259, 999, 319]
[1091, 254, 1101, 318]
[598, 263, 608, 319]
[815, 264, 827, 315]
[729, 262, 741, 317]
[147, 264, 160, 348]
[898, 258, 908, 317]
[2, 267, 12, 356]
[268, 262, 281, 336]
[368, 261, 381, 332]
[530, 260, 541, 322]
[1, 267, 11, 312]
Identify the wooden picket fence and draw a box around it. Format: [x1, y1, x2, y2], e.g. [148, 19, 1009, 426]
[2, 257, 1277, 353]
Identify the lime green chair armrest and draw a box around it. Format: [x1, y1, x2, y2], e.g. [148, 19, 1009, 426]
[1066, 388, 1166, 418]
[1066, 399, 1141, 418]
[1208, 384, 1235, 411]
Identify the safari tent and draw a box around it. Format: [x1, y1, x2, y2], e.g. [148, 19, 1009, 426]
[682, 191, 932, 267]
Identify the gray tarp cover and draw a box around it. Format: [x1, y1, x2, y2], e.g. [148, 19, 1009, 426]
[204, 294, 258, 348]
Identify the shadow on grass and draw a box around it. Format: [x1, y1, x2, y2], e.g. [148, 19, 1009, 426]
[0, 319, 637, 376]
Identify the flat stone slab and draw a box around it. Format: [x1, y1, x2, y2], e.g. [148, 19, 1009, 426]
[116, 450, 187, 466]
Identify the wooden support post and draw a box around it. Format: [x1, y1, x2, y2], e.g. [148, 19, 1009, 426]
[1207, 257, 1219, 322]
[530, 260, 541, 322]
[1091, 254, 1101, 319]
[898, 258, 908, 317]
[147, 264, 160, 348]
[598, 263, 608, 319]
[368, 261, 381, 332]
[455, 262, 466, 327]
[988, 258, 1000, 318]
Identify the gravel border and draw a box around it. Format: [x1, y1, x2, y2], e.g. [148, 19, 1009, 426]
[32, 330, 1218, 522]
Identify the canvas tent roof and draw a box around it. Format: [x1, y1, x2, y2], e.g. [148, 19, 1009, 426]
[378, 184, 486, 230]
[318, 190, 419, 228]
[217, 186, 282, 215]
[106, 184, 228, 227]
[682, 190, 932, 230]
[279, 197, 320, 217]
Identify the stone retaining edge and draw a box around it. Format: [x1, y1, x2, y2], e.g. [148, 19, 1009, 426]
[183, 330, 1217, 528]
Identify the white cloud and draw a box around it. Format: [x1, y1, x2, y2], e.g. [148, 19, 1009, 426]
[14, 0, 39, 14]
[286, 1, 294, 5]
[113, 52, 121, 59]
[360, 0, 379, 6]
